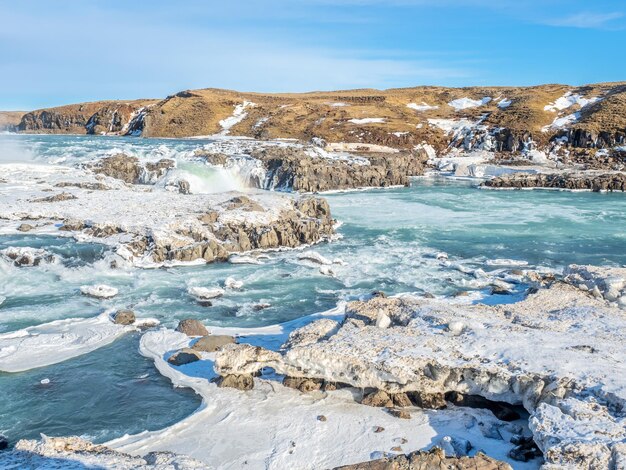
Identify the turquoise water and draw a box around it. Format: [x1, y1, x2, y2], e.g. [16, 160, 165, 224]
[1, 134, 625, 446]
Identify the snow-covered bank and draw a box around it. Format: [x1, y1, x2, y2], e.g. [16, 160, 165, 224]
[0, 312, 156, 373]
[106, 304, 537, 469]
[213, 274, 626, 469]
[0, 162, 334, 266]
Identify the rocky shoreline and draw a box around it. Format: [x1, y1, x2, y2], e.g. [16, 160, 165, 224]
[210, 267, 626, 469]
[481, 172, 626, 192]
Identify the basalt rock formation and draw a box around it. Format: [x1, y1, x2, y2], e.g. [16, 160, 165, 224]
[482, 172, 626, 192]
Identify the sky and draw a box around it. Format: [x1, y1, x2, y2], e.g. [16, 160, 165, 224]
[0, 0, 625, 110]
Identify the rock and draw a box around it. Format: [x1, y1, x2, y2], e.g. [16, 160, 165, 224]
[392, 393, 412, 408]
[0, 247, 55, 267]
[175, 319, 209, 337]
[17, 223, 34, 232]
[317, 415, 327, 422]
[32, 192, 77, 203]
[409, 391, 447, 409]
[483, 172, 626, 192]
[283, 376, 324, 393]
[217, 374, 254, 390]
[80, 284, 118, 299]
[390, 446, 402, 452]
[177, 180, 190, 194]
[362, 390, 394, 408]
[113, 309, 135, 325]
[333, 447, 513, 470]
[385, 408, 410, 419]
[191, 335, 235, 352]
[371, 290, 387, 298]
[446, 392, 520, 421]
[223, 196, 264, 212]
[0, 434, 7, 450]
[87, 154, 174, 184]
[167, 348, 201, 366]
[508, 436, 542, 462]
[373, 426, 385, 433]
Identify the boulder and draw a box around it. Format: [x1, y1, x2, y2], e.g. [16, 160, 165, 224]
[175, 319, 209, 337]
[409, 391, 447, 409]
[217, 374, 254, 390]
[80, 284, 118, 299]
[191, 335, 235, 352]
[283, 376, 324, 393]
[113, 309, 135, 325]
[167, 348, 201, 366]
[0, 434, 8, 450]
[362, 390, 393, 408]
[385, 408, 411, 419]
[17, 223, 34, 232]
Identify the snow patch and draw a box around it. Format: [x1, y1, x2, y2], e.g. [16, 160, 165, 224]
[407, 102, 439, 112]
[448, 97, 491, 111]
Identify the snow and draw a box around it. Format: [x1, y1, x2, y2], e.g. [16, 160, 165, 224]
[407, 102, 439, 112]
[497, 98, 512, 109]
[106, 307, 539, 469]
[219, 101, 255, 135]
[0, 312, 151, 373]
[327, 102, 349, 107]
[347, 118, 386, 124]
[324, 142, 399, 154]
[80, 284, 119, 299]
[448, 97, 491, 111]
[543, 112, 581, 132]
[298, 251, 333, 266]
[187, 286, 225, 301]
[544, 92, 601, 112]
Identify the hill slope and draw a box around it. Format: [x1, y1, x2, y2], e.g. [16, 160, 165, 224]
[9, 83, 626, 157]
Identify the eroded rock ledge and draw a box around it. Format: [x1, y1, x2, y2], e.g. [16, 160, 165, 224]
[481, 172, 626, 192]
[214, 273, 626, 469]
[197, 144, 428, 192]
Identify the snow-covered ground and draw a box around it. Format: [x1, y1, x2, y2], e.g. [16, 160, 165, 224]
[105, 306, 540, 469]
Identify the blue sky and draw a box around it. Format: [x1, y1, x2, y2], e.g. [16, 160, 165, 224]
[1, 0, 625, 110]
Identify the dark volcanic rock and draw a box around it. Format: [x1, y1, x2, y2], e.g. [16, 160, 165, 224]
[87, 154, 174, 184]
[167, 348, 202, 366]
[482, 172, 626, 192]
[250, 146, 427, 192]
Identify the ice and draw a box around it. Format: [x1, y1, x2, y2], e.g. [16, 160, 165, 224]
[0, 312, 141, 372]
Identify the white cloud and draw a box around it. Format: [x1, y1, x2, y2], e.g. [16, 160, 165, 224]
[544, 11, 624, 29]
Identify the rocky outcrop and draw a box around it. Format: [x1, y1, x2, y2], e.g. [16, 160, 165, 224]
[333, 447, 512, 470]
[251, 146, 427, 192]
[17, 100, 156, 135]
[214, 279, 626, 469]
[86, 154, 175, 184]
[175, 319, 209, 337]
[113, 309, 136, 325]
[482, 172, 626, 192]
[167, 348, 202, 366]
